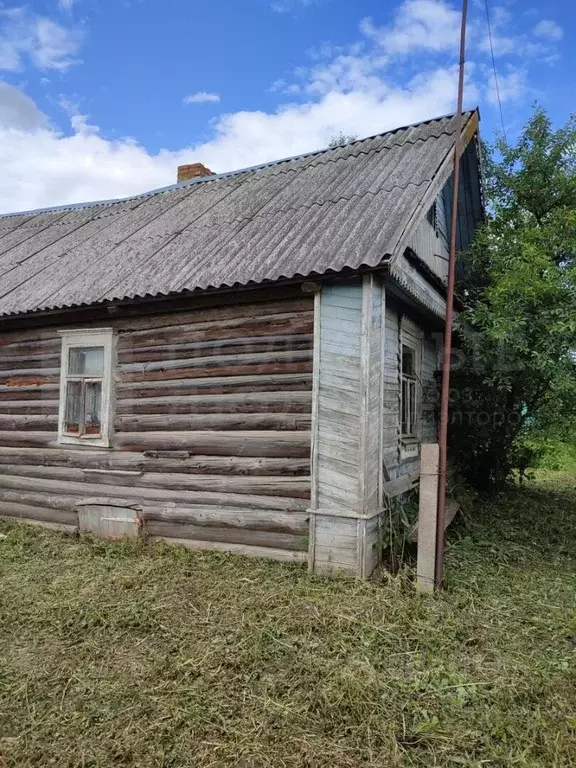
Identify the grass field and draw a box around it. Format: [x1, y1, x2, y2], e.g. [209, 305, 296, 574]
[0, 471, 575, 767]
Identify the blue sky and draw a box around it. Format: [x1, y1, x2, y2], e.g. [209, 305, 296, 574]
[0, 0, 573, 213]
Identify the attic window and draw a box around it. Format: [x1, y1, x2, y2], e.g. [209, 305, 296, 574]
[58, 329, 115, 447]
[426, 202, 438, 232]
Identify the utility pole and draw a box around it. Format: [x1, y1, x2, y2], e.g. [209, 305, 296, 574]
[435, 0, 469, 590]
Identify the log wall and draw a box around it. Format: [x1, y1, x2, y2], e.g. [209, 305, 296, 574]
[0, 294, 314, 561]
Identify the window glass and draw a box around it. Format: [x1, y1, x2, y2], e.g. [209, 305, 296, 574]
[68, 346, 104, 376]
[84, 381, 102, 435]
[400, 344, 417, 438]
[402, 346, 415, 377]
[64, 380, 82, 434]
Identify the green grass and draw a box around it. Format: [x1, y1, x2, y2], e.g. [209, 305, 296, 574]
[0, 471, 575, 767]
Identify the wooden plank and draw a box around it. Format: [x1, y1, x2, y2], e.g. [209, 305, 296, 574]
[0, 447, 310, 476]
[383, 471, 419, 498]
[416, 443, 439, 593]
[114, 430, 311, 458]
[0, 464, 310, 499]
[0, 501, 77, 526]
[115, 413, 312, 432]
[0, 473, 309, 511]
[144, 521, 305, 551]
[141, 505, 308, 535]
[116, 391, 312, 415]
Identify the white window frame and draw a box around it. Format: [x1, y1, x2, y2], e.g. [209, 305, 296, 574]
[399, 317, 422, 461]
[57, 328, 115, 448]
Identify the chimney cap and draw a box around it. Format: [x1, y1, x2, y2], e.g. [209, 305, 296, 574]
[177, 163, 214, 183]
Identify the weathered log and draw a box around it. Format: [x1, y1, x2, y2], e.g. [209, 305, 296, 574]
[140, 504, 308, 535]
[0, 414, 58, 430]
[116, 396, 311, 416]
[118, 349, 312, 376]
[115, 413, 311, 432]
[118, 360, 313, 383]
[0, 353, 61, 371]
[0, 400, 59, 414]
[0, 375, 59, 387]
[0, 338, 60, 357]
[148, 536, 307, 564]
[0, 430, 312, 456]
[0, 431, 55, 447]
[0, 366, 60, 380]
[0, 488, 80, 511]
[117, 297, 314, 334]
[119, 311, 313, 348]
[114, 430, 311, 457]
[0, 464, 310, 499]
[116, 373, 313, 399]
[0, 383, 59, 400]
[118, 335, 313, 364]
[0, 447, 311, 476]
[0, 500, 77, 526]
[144, 520, 305, 551]
[0, 473, 309, 510]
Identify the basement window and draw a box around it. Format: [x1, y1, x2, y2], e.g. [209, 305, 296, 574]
[58, 329, 115, 447]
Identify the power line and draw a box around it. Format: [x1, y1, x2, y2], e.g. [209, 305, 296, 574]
[484, 0, 508, 145]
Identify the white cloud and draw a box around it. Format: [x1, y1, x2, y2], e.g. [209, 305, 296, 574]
[0, 0, 563, 215]
[0, 81, 47, 131]
[58, 0, 75, 11]
[0, 7, 82, 72]
[475, 6, 562, 60]
[183, 91, 220, 104]
[0, 65, 462, 214]
[533, 19, 563, 42]
[360, 0, 461, 55]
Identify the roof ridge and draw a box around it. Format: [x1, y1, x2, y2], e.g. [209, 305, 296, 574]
[0, 109, 476, 220]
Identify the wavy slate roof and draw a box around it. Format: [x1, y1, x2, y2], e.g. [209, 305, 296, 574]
[0, 111, 477, 317]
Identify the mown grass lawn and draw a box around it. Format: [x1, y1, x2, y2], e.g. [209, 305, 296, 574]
[0, 471, 575, 767]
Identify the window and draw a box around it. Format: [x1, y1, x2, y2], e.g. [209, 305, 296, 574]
[58, 329, 114, 447]
[401, 345, 418, 438]
[399, 317, 422, 460]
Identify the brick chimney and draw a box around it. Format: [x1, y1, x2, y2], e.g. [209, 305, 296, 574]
[177, 163, 214, 183]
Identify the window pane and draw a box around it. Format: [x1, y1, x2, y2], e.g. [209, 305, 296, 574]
[64, 380, 82, 433]
[84, 381, 102, 436]
[402, 345, 415, 377]
[401, 379, 409, 435]
[69, 346, 104, 375]
[409, 380, 416, 435]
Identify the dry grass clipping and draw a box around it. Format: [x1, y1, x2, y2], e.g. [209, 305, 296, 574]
[0, 471, 575, 767]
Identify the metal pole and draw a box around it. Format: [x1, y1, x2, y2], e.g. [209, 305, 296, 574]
[435, 0, 469, 590]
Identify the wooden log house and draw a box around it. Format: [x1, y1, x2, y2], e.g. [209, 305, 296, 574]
[0, 111, 483, 576]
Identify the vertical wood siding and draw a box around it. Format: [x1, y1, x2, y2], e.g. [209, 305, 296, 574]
[316, 283, 363, 511]
[310, 278, 384, 577]
[0, 295, 314, 560]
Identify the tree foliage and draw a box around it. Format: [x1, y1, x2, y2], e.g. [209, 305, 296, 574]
[328, 133, 358, 148]
[449, 108, 576, 490]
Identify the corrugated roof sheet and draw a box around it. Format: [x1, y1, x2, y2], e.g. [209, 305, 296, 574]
[0, 111, 477, 317]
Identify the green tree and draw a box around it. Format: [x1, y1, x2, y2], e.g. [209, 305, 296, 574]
[449, 108, 576, 490]
[328, 133, 358, 148]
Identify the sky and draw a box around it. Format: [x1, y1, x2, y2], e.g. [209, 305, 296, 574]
[0, 0, 573, 214]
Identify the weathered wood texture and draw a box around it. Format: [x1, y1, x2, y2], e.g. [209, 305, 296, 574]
[382, 295, 439, 482]
[309, 277, 384, 578]
[0, 295, 314, 556]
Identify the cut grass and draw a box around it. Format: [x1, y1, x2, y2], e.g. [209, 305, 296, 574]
[0, 471, 575, 767]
